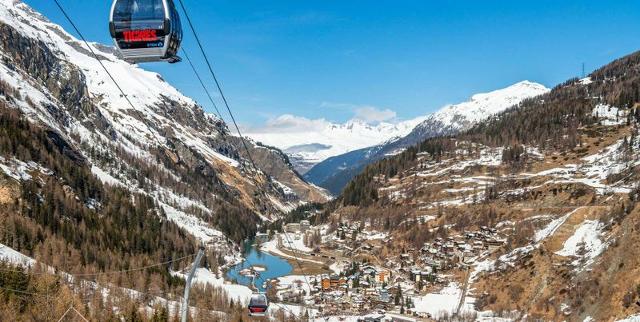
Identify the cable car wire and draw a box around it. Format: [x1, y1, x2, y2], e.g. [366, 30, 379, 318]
[70, 253, 196, 277]
[175, 0, 258, 171]
[280, 232, 314, 293]
[175, 0, 317, 309]
[52, 0, 313, 316]
[0, 253, 195, 277]
[52, 0, 141, 116]
[0, 285, 41, 296]
[50, 0, 271, 303]
[181, 48, 223, 119]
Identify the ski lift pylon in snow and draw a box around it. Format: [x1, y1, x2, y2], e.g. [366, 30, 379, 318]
[248, 292, 269, 317]
[109, 0, 182, 63]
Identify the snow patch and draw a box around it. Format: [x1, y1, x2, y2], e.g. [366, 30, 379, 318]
[534, 208, 580, 242]
[0, 243, 36, 267]
[617, 314, 640, 322]
[413, 282, 473, 318]
[593, 104, 624, 126]
[555, 220, 606, 268]
[159, 202, 224, 243]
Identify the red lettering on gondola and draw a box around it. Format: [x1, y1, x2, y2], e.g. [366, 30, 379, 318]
[123, 29, 158, 42]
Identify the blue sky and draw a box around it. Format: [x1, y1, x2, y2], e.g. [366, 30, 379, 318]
[27, 0, 640, 128]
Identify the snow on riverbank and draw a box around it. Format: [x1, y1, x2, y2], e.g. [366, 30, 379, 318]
[276, 274, 321, 295]
[172, 267, 253, 303]
[281, 232, 312, 253]
[261, 236, 324, 265]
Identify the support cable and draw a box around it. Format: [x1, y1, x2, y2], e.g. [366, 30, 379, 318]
[175, 2, 316, 316]
[0, 253, 195, 277]
[181, 48, 224, 119]
[176, 0, 259, 171]
[52, 0, 140, 114]
[51, 1, 311, 318]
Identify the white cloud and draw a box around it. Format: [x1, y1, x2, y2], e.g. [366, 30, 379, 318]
[246, 114, 330, 133]
[244, 103, 399, 134]
[318, 102, 398, 124]
[353, 106, 397, 123]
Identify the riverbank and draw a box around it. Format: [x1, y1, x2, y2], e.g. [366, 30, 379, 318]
[260, 235, 332, 275]
[226, 242, 295, 292]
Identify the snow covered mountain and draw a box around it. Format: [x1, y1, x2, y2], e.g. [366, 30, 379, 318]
[400, 80, 550, 148]
[325, 51, 640, 320]
[246, 117, 425, 174]
[0, 0, 327, 245]
[305, 81, 550, 194]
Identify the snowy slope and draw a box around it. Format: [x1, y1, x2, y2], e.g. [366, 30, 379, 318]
[423, 81, 549, 131]
[305, 81, 550, 194]
[0, 0, 324, 249]
[395, 81, 550, 152]
[248, 81, 547, 176]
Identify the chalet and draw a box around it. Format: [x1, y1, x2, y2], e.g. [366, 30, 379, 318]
[363, 287, 378, 296]
[361, 243, 374, 251]
[378, 289, 391, 303]
[444, 242, 455, 253]
[485, 238, 504, 248]
[410, 270, 421, 282]
[399, 253, 414, 265]
[424, 258, 442, 269]
[255, 232, 269, 243]
[377, 270, 390, 283]
[329, 274, 347, 288]
[321, 277, 331, 290]
[392, 275, 406, 284]
[363, 266, 377, 276]
[285, 223, 300, 233]
[357, 315, 384, 322]
[480, 226, 497, 234]
[300, 220, 310, 232]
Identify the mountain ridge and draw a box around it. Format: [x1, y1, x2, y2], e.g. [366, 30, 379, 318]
[322, 50, 640, 321]
[306, 80, 550, 194]
[0, 0, 327, 243]
[246, 114, 426, 174]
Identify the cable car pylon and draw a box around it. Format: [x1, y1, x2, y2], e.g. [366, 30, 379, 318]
[181, 247, 205, 322]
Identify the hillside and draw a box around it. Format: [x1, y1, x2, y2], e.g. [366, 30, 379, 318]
[305, 81, 549, 195]
[0, 1, 324, 319]
[0, 0, 328, 236]
[321, 51, 640, 321]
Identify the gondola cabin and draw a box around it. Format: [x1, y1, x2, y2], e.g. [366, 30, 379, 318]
[248, 293, 269, 317]
[109, 0, 182, 63]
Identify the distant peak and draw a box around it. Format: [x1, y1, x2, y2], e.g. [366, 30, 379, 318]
[426, 80, 550, 129]
[469, 81, 549, 101]
[511, 80, 548, 89]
